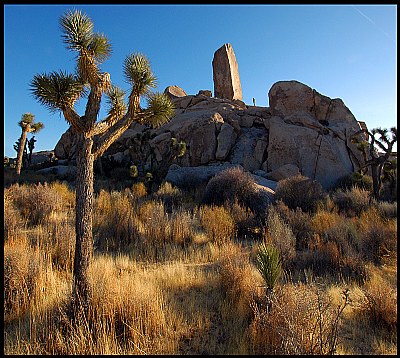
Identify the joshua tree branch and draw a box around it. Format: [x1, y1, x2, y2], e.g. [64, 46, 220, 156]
[93, 112, 148, 160]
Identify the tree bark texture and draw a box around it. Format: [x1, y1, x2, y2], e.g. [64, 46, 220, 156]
[16, 130, 27, 175]
[73, 135, 95, 314]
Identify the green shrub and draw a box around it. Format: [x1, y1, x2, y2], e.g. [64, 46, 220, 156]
[275, 174, 327, 213]
[335, 172, 373, 191]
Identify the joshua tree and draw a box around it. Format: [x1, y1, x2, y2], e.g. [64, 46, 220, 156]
[352, 126, 397, 200]
[14, 138, 28, 168]
[15, 113, 44, 175]
[27, 136, 37, 166]
[30, 10, 174, 315]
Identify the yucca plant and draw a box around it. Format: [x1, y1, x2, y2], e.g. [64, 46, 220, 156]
[30, 9, 175, 316]
[256, 242, 282, 309]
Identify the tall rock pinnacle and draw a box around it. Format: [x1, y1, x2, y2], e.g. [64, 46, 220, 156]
[212, 43, 243, 101]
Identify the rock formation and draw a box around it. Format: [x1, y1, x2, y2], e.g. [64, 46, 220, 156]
[53, 45, 368, 192]
[212, 43, 242, 101]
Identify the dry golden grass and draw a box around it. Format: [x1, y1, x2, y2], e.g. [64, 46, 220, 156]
[3, 179, 397, 355]
[198, 205, 237, 244]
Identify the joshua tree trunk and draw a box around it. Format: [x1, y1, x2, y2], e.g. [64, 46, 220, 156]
[73, 135, 95, 314]
[370, 164, 380, 201]
[15, 130, 27, 175]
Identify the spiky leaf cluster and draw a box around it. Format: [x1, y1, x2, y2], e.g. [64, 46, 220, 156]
[105, 85, 127, 118]
[18, 113, 35, 125]
[256, 243, 282, 290]
[123, 53, 157, 95]
[145, 92, 175, 128]
[60, 10, 111, 86]
[30, 71, 85, 113]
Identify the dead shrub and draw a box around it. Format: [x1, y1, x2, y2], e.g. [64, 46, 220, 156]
[358, 208, 397, 264]
[227, 199, 259, 238]
[264, 206, 296, 268]
[375, 200, 397, 219]
[360, 270, 397, 331]
[153, 181, 184, 211]
[249, 283, 350, 355]
[275, 174, 327, 213]
[7, 182, 64, 226]
[198, 205, 237, 244]
[94, 191, 139, 251]
[4, 190, 24, 241]
[217, 242, 256, 319]
[131, 181, 147, 199]
[202, 167, 267, 215]
[273, 201, 314, 250]
[167, 209, 195, 245]
[331, 186, 372, 217]
[311, 210, 341, 236]
[48, 219, 76, 272]
[49, 181, 75, 209]
[138, 200, 168, 244]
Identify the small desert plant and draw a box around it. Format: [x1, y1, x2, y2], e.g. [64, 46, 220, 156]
[250, 283, 350, 355]
[48, 219, 76, 272]
[256, 243, 281, 307]
[331, 186, 372, 217]
[227, 198, 259, 238]
[375, 200, 397, 219]
[360, 269, 397, 331]
[273, 200, 314, 250]
[130, 181, 147, 199]
[264, 206, 296, 267]
[153, 181, 184, 211]
[358, 212, 397, 265]
[275, 174, 327, 213]
[335, 172, 373, 191]
[198, 205, 237, 244]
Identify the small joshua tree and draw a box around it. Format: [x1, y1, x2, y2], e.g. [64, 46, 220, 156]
[352, 126, 397, 200]
[30, 9, 174, 316]
[15, 113, 44, 175]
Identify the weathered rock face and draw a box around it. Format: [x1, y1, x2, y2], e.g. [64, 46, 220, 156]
[212, 43, 242, 101]
[164, 85, 187, 99]
[53, 79, 367, 190]
[269, 80, 361, 130]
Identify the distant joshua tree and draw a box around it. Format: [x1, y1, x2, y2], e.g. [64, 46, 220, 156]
[30, 10, 174, 316]
[27, 136, 37, 166]
[15, 113, 44, 175]
[352, 126, 397, 200]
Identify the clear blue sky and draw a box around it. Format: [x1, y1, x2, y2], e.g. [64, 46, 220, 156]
[4, 4, 397, 158]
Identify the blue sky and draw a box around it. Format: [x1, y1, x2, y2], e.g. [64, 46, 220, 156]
[4, 4, 397, 157]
